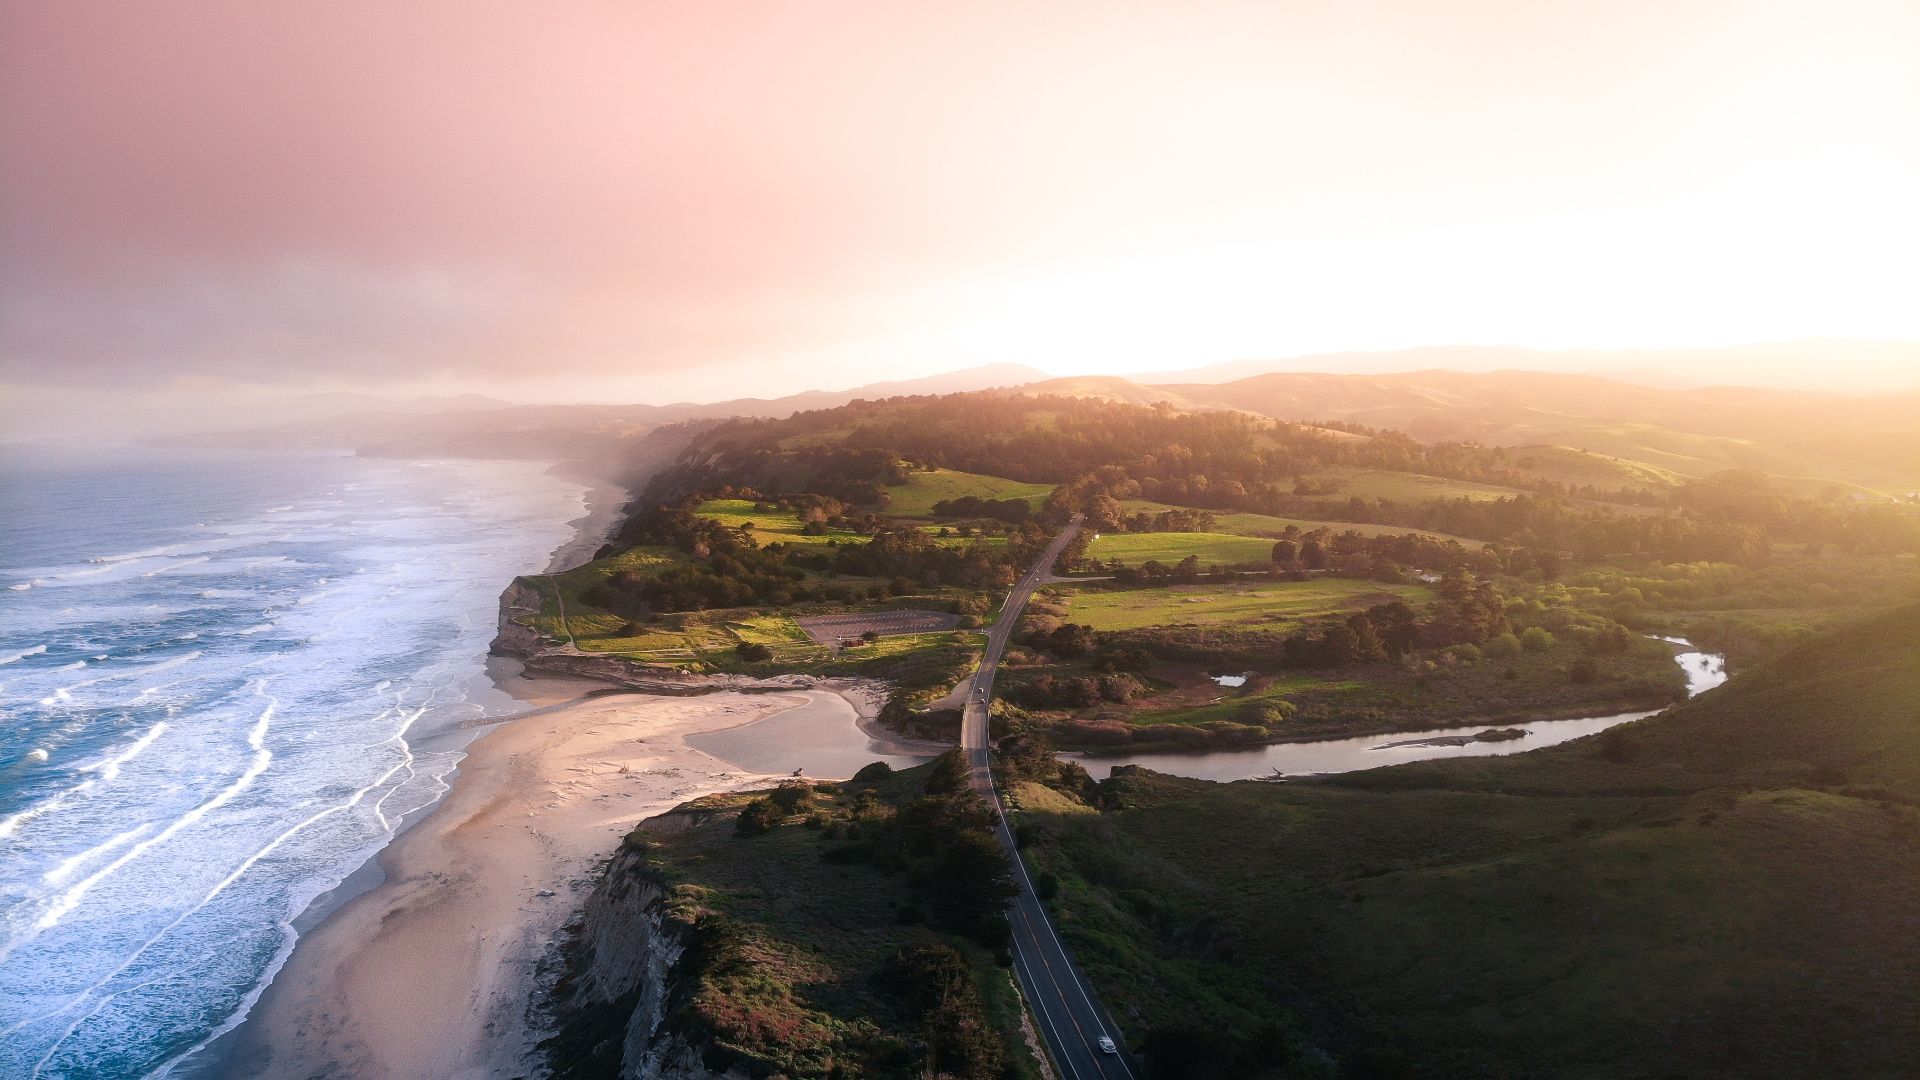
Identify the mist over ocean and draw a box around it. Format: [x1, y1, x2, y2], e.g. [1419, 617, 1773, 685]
[0, 445, 585, 1077]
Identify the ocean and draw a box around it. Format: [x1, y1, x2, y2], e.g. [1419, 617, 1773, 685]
[0, 444, 587, 1078]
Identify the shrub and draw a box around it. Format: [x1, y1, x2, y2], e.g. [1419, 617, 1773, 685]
[1036, 871, 1061, 900]
[1484, 632, 1523, 657]
[850, 761, 894, 784]
[733, 641, 774, 662]
[1520, 627, 1557, 652]
[734, 797, 783, 836]
[1234, 699, 1298, 727]
[769, 780, 814, 813]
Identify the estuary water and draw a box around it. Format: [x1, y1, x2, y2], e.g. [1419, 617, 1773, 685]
[1067, 644, 1728, 783]
[0, 444, 586, 1078]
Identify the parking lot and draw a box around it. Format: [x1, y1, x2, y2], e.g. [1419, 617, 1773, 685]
[794, 609, 961, 645]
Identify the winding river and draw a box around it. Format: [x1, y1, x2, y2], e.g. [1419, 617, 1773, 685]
[688, 640, 1727, 784]
[1065, 639, 1726, 782]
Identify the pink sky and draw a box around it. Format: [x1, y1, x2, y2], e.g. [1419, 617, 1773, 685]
[3, 0, 1918, 412]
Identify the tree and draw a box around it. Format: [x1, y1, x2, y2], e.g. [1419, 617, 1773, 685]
[1520, 626, 1556, 652]
[1300, 538, 1328, 570]
[1270, 539, 1298, 565]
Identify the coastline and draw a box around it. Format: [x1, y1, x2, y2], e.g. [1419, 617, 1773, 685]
[221, 673, 798, 1078]
[179, 467, 650, 1078]
[196, 469, 939, 1079]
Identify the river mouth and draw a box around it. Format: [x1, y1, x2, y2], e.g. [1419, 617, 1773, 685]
[684, 690, 939, 778]
[1063, 641, 1727, 783]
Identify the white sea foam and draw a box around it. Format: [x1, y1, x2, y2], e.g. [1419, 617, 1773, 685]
[0, 451, 591, 1076]
[0, 723, 169, 840]
[0, 645, 47, 666]
[22, 684, 276, 939]
[84, 722, 170, 782]
[140, 557, 211, 578]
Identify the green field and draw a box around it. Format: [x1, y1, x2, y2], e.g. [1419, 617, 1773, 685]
[1086, 530, 1284, 566]
[1117, 500, 1484, 545]
[1298, 466, 1524, 502]
[693, 498, 862, 545]
[880, 468, 1055, 517]
[1060, 580, 1430, 632]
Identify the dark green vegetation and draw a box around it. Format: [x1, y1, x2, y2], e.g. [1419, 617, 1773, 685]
[1011, 605, 1920, 1078]
[544, 754, 1035, 1080]
[528, 387, 1917, 749]
[999, 566, 1689, 749]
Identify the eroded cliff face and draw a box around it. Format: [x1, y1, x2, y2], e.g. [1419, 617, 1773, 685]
[540, 812, 753, 1080]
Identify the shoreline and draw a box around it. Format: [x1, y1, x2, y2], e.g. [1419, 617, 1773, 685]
[179, 465, 637, 1077]
[541, 473, 627, 574]
[219, 674, 798, 1078]
[194, 468, 941, 1079]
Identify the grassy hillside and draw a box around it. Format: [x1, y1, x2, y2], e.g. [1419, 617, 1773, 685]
[545, 760, 1039, 1080]
[1016, 605, 1920, 1078]
[881, 468, 1055, 517]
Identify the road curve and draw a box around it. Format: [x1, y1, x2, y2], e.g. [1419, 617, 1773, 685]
[964, 516, 1140, 1080]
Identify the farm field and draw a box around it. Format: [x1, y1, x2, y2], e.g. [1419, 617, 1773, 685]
[692, 498, 862, 545]
[1118, 500, 1485, 545]
[1086, 530, 1288, 567]
[1058, 579, 1431, 633]
[1298, 466, 1524, 502]
[880, 468, 1055, 517]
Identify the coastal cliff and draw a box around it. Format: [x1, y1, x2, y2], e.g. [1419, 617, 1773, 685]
[490, 579, 824, 695]
[539, 807, 749, 1080]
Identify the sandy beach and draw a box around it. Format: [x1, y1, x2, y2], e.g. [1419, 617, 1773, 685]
[222, 673, 822, 1079]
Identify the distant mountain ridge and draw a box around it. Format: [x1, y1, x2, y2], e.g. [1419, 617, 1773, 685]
[1128, 339, 1920, 393]
[1005, 368, 1920, 493]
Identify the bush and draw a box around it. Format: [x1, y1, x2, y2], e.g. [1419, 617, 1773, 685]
[1036, 871, 1061, 900]
[769, 780, 814, 813]
[1234, 698, 1298, 727]
[850, 761, 894, 784]
[1520, 627, 1557, 652]
[733, 641, 774, 662]
[1568, 658, 1600, 684]
[735, 797, 783, 836]
[1484, 632, 1523, 658]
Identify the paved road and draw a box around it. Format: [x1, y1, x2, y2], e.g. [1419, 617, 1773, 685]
[963, 515, 1140, 1080]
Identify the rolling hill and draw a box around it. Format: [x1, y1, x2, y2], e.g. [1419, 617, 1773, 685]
[1025, 604, 1920, 1077]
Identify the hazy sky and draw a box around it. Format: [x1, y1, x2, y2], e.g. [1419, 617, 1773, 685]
[4, 0, 1918, 416]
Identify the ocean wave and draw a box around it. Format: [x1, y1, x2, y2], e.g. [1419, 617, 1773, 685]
[16, 682, 276, 942]
[234, 623, 275, 636]
[14, 732, 422, 1067]
[53, 652, 203, 697]
[0, 645, 48, 666]
[43, 823, 154, 887]
[140, 557, 211, 578]
[84, 722, 170, 782]
[0, 723, 170, 840]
